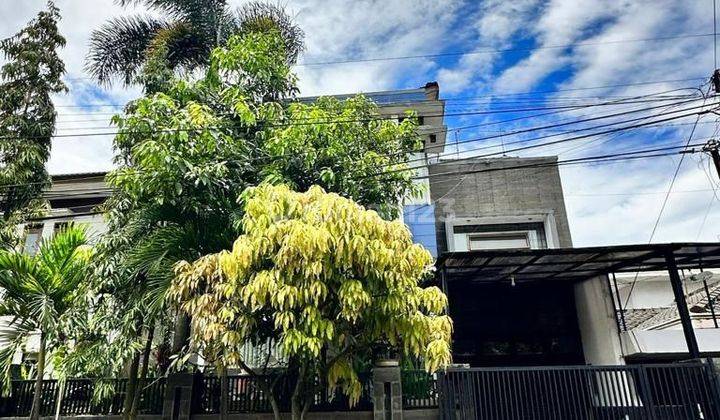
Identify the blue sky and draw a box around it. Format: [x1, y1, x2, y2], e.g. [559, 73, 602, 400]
[1, 0, 719, 246]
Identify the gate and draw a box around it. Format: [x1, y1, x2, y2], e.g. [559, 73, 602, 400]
[438, 363, 720, 420]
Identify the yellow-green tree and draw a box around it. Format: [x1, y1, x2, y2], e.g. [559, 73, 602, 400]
[169, 184, 451, 419]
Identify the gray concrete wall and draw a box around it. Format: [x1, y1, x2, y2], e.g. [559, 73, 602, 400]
[429, 156, 573, 254]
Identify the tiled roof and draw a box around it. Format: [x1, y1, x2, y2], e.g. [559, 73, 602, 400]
[621, 279, 720, 330]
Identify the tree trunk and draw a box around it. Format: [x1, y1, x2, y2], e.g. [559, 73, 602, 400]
[290, 363, 308, 420]
[54, 380, 65, 420]
[220, 367, 228, 420]
[122, 352, 141, 420]
[130, 323, 155, 420]
[29, 332, 46, 420]
[170, 312, 190, 357]
[269, 395, 281, 420]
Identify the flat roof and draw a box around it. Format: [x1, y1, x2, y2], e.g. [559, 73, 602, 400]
[437, 243, 720, 284]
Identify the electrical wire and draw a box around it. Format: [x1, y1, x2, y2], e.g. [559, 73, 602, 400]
[48, 77, 705, 110]
[371, 102, 715, 179]
[620, 93, 710, 311]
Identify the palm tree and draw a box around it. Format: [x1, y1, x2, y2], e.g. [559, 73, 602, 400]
[86, 0, 304, 86]
[0, 225, 92, 420]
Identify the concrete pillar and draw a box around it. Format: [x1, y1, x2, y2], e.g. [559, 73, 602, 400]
[373, 360, 403, 420]
[162, 373, 196, 420]
[574, 275, 624, 365]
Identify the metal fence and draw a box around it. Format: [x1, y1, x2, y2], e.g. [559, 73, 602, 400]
[1, 378, 165, 417]
[193, 372, 373, 414]
[401, 370, 438, 409]
[439, 363, 720, 420]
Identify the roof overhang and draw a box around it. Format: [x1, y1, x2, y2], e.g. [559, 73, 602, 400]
[436, 243, 720, 284]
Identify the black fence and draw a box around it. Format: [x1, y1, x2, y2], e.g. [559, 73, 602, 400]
[1, 378, 165, 417]
[193, 372, 373, 414]
[439, 362, 720, 420]
[401, 370, 438, 409]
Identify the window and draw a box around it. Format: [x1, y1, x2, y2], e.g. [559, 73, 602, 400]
[468, 232, 531, 250]
[23, 224, 43, 255]
[429, 134, 437, 143]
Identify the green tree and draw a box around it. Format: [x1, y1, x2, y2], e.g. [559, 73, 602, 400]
[171, 184, 452, 420]
[0, 2, 66, 249]
[86, 0, 304, 87]
[0, 225, 92, 420]
[84, 29, 423, 418]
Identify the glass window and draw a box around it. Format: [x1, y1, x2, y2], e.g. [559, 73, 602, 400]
[23, 225, 43, 255]
[468, 233, 531, 250]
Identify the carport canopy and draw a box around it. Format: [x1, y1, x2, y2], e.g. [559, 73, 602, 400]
[436, 242, 720, 359]
[436, 242, 720, 284]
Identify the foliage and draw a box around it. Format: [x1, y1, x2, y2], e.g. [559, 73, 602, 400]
[170, 184, 452, 416]
[0, 1, 66, 249]
[262, 96, 423, 219]
[90, 26, 422, 369]
[0, 225, 92, 396]
[86, 0, 304, 87]
[77, 30, 424, 420]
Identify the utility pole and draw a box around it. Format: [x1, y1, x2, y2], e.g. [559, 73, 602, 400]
[703, 139, 720, 180]
[713, 69, 720, 93]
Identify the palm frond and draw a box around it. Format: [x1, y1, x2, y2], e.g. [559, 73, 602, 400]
[0, 251, 44, 301]
[0, 318, 34, 395]
[150, 21, 211, 71]
[37, 224, 87, 279]
[117, 0, 227, 21]
[234, 1, 305, 63]
[86, 15, 168, 86]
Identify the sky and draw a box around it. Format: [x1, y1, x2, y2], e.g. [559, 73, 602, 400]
[1, 0, 719, 247]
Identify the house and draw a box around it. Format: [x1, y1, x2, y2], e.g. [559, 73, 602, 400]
[5, 83, 720, 418]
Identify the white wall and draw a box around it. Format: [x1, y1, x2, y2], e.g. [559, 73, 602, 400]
[574, 275, 625, 365]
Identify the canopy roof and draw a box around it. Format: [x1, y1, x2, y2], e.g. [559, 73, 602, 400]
[436, 243, 720, 284]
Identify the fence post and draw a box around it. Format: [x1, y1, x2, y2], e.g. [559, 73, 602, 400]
[162, 373, 196, 420]
[637, 365, 657, 420]
[373, 360, 403, 420]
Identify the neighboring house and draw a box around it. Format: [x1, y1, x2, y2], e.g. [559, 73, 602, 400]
[0, 172, 110, 370]
[614, 271, 720, 362]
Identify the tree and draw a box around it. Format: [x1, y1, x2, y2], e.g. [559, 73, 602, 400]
[85, 28, 424, 418]
[0, 2, 66, 249]
[170, 184, 452, 420]
[86, 0, 304, 87]
[0, 225, 93, 420]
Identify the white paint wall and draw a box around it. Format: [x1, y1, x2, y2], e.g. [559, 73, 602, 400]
[574, 275, 625, 365]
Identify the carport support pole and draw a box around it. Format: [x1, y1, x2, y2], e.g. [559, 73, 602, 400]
[665, 249, 701, 358]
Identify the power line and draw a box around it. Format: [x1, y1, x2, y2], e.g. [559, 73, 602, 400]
[49, 77, 705, 110]
[372, 101, 715, 177]
[0, 100, 697, 192]
[2, 95, 701, 142]
[48, 97, 691, 133]
[1, 97, 710, 191]
[647, 115, 703, 243]
[620, 93, 709, 311]
[16, 144, 710, 199]
[409, 144, 706, 181]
